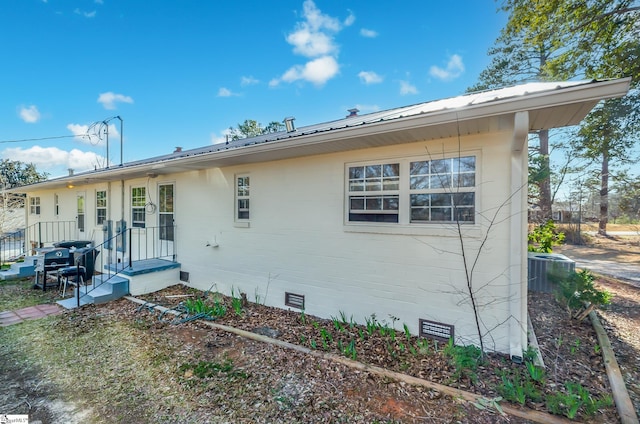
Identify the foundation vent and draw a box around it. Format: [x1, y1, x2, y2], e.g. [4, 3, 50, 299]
[285, 292, 305, 310]
[419, 319, 454, 342]
[180, 271, 190, 282]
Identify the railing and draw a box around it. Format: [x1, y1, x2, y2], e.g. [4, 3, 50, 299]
[0, 229, 25, 267]
[26, 221, 77, 253]
[71, 225, 177, 307]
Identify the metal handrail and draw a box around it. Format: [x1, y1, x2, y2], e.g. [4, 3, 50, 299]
[72, 225, 177, 306]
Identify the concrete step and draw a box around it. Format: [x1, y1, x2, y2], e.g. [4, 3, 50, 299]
[57, 275, 129, 309]
[0, 259, 36, 280]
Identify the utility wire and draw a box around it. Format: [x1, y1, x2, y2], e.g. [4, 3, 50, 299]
[0, 134, 90, 144]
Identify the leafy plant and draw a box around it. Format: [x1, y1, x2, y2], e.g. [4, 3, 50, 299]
[551, 269, 612, 321]
[403, 323, 411, 343]
[526, 361, 546, 384]
[473, 397, 505, 416]
[230, 287, 243, 316]
[182, 298, 226, 318]
[443, 339, 483, 383]
[528, 220, 565, 253]
[546, 382, 613, 419]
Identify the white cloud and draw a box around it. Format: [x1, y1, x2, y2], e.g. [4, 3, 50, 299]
[429, 54, 465, 81]
[287, 26, 337, 57]
[2, 146, 106, 174]
[97, 92, 134, 110]
[399, 80, 418, 95]
[344, 11, 355, 27]
[210, 128, 233, 145]
[273, 56, 339, 87]
[358, 71, 382, 85]
[19, 105, 41, 123]
[217, 87, 236, 97]
[240, 76, 259, 86]
[67, 122, 118, 146]
[275, 1, 352, 87]
[74, 8, 96, 18]
[360, 28, 378, 38]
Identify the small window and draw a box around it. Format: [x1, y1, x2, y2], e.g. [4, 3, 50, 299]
[348, 163, 400, 223]
[54, 194, 59, 216]
[409, 156, 475, 223]
[96, 190, 107, 225]
[131, 187, 146, 228]
[30, 197, 41, 215]
[77, 194, 85, 232]
[235, 175, 250, 221]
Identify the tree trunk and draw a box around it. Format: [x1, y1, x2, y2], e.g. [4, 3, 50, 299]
[538, 129, 552, 221]
[599, 150, 609, 236]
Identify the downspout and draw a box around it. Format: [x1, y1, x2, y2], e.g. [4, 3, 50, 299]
[509, 111, 529, 361]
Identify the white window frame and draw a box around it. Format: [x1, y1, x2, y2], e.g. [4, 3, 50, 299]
[234, 174, 250, 227]
[345, 152, 480, 236]
[54, 193, 59, 216]
[29, 197, 41, 215]
[96, 190, 107, 226]
[131, 186, 146, 228]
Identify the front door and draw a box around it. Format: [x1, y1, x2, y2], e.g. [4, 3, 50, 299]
[158, 183, 174, 260]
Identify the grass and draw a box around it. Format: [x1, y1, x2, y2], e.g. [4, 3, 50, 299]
[0, 312, 190, 423]
[0, 278, 59, 311]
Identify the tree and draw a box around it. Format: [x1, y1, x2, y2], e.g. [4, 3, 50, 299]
[468, 0, 569, 221]
[474, 0, 640, 234]
[573, 95, 640, 233]
[1, 160, 48, 234]
[228, 119, 285, 141]
[0, 159, 48, 208]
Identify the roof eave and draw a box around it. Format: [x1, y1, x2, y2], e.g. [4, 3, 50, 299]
[6, 78, 630, 193]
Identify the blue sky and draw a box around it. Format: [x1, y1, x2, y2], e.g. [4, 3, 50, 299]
[1, 0, 508, 178]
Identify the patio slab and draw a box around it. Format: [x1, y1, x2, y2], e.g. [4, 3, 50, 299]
[0, 304, 63, 327]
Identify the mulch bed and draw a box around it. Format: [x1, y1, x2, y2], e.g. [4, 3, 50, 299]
[131, 281, 625, 423]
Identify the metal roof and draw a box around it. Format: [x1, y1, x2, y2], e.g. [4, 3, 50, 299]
[6, 78, 631, 192]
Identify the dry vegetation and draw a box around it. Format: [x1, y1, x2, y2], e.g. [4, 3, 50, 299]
[0, 235, 638, 423]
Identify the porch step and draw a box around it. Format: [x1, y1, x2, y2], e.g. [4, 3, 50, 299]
[0, 257, 37, 281]
[57, 274, 129, 309]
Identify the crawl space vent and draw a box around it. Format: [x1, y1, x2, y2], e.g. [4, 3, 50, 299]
[285, 292, 305, 310]
[180, 271, 190, 282]
[419, 319, 454, 342]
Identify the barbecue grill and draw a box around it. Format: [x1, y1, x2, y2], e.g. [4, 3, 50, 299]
[33, 247, 71, 291]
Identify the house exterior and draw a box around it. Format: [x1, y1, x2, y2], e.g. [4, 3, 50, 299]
[6, 78, 630, 358]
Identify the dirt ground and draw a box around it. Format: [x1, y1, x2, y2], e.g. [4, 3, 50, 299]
[0, 234, 639, 423]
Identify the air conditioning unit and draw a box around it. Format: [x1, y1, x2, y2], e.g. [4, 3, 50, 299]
[527, 252, 575, 293]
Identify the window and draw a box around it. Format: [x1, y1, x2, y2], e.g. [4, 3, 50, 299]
[131, 187, 146, 228]
[346, 155, 476, 225]
[77, 194, 85, 232]
[235, 175, 250, 221]
[96, 190, 107, 225]
[158, 184, 174, 241]
[409, 156, 475, 223]
[29, 197, 40, 215]
[54, 194, 59, 216]
[348, 163, 399, 222]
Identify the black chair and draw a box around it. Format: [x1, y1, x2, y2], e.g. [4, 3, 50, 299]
[58, 249, 99, 297]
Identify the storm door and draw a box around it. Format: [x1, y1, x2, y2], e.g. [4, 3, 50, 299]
[77, 192, 86, 238]
[158, 183, 175, 260]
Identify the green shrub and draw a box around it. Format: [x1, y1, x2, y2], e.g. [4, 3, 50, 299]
[528, 220, 565, 253]
[551, 269, 612, 321]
